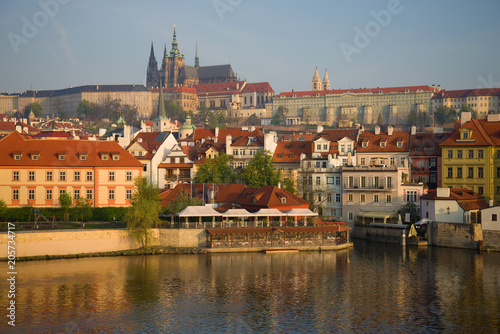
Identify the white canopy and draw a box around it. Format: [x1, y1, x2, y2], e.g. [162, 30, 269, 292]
[176, 206, 223, 217]
[253, 208, 285, 217]
[222, 208, 254, 217]
[284, 208, 318, 217]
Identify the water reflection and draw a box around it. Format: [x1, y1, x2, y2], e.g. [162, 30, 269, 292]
[3, 241, 500, 333]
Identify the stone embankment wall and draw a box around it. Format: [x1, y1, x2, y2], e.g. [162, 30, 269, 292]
[482, 231, 500, 251]
[428, 222, 482, 250]
[352, 226, 405, 244]
[0, 228, 207, 258]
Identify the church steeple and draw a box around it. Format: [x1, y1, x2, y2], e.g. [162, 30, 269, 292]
[157, 79, 166, 119]
[146, 41, 159, 88]
[169, 24, 181, 58]
[312, 67, 321, 91]
[194, 42, 199, 69]
[323, 69, 330, 90]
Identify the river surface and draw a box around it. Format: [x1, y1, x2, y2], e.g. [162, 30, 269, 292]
[2, 240, 500, 333]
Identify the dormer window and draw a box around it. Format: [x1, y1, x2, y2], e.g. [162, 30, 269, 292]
[100, 152, 109, 161]
[111, 152, 120, 161]
[397, 142, 403, 147]
[79, 152, 88, 161]
[458, 128, 474, 142]
[13, 152, 22, 160]
[30, 152, 40, 160]
[281, 197, 287, 204]
[362, 142, 368, 148]
[57, 152, 66, 160]
[380, 141, 386, 148]
[102, 155, 108, 160]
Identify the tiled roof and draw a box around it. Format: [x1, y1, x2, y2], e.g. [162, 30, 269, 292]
[276, 85, 436, 98]
[440, 119, 500, 147]
[273, 141, 312, 163]
[0, 131, 143, 168]
[242, 82, 274, 93]
[32, 131, 73, 139]
[0, 121, 38, 133]
[127, 132, 171, 159]
[150, 86, 197, 94]
[410, 132, 451, 156]
[314, 129, 358, 143]
[193, 81, 245, 94]
[357, 130, 410, 152]
[292, 133, 316, 141]
[432, 88, 500, 99]
[420, 188, 488, 211]
[235, 185, 309, 209]
[51, 84, 149, 97]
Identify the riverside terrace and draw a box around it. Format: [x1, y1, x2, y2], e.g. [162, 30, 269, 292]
[206, 226, 351, 250]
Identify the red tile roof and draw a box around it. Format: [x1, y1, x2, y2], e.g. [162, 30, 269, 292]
[273, 141, 312, 163]
[0, 121, 37, 133]
[410, 132, 451, 156]
[440, 119, 500, 147]
[32, 131, 73, 139]
[432, 88, 500, 99]
[276, 85, 436, 98]
[127, 132, 171, 159]
[193, 81, 246, 95]
[234, 185, 309, 210]
[357, 130, 410, 152]
[420, 188, 488, 211]
[0, 131, 143, 168]
[242, 82, 274, 93]
[150, 86, 197, 94]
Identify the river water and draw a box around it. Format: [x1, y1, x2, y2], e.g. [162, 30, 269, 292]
[2, 240, 500, 333]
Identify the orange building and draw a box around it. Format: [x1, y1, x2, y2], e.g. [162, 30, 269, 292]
[0, 131, 143, 208]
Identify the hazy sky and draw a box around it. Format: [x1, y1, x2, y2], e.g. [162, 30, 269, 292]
[1, 0, 500, 94]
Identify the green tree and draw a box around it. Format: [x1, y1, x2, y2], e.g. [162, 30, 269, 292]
[194, 153, 238, 184]
[122, 104, 138, 126]
[271, 106, 288, 126]
[459, 104, 477, 119]
[59, 192, 73, 222]
[282, 177, 296, 194]
[241, 150, 282, 188]
[76, 99, 92, 118]
[0, 199, 7, 218]
[125, 177, 161, 247]
[376, 113, 384, 126]
[164, 99, 186, 122]
[23, 102, 44, 117]
[400, 201, 420, 225]
[163, 190, 203, 215]
[73, 197, 92, 222]
[407, 108, 418, 126]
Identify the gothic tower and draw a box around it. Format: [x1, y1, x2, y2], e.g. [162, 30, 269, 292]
[323, 69, 331, 90]
[146, 42, 159, 89]
[312, 67, 321, 91]
[194, 42, 199, 69]
[163, 24, 185, 88]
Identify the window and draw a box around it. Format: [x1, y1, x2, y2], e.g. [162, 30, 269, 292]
[307, 176, 312, 185]
[143, 164, 147, 172]
[462, 132, 469, 140]
[348, 194, 353, 202]
[109, 190, 115, 200]
[386, 195, 392, 203]
[406, 191, 417, 202]
[360, 194, 365, 202]
[327, 193, 332, 202]
[397, 142, 403, 147]
[126, 172, 132, 181]
[360, 158, 365, 165]
[126, 189, 132, 199]
[374, 195, 379, 203]
[29, 171, 35, 181]
[13, 154, 21, 160]
[447, 168, 453, 178]
[315, 177, 321, 185]
[46, 189, 52, 200]
[109, 172, 115, 181]
[335, 177, 341, 186]
[323, 144, 328, 150]
[478, 167, 484, 178]
[13, 171, 19, 181]
[390, 157, 395, 166]
[74, 171, 80, 181]
[478, 150, 484, 158]
[400, 157, 405, 167]
[87, 171, 93, 181]
[102, 155, 108, 161]
[86, 189, 93, 200]
[468, 167, 474, 178]
[447, 150, 453, 158]
[12, 189, 19, 200]
[497, 167, 500, 178]
[316, 144, 321, 150]
[492, 214, 498, 222]
[28, 189, 35, 200]
[457, 150, 462, 159]
[348, 212, 353, 221]
[468, 150, 474, 158]
[456, 167, 462, 178]
[380, 142, 386, 148]
[59, 171, 66, 181]
[430, 158, 437, 167]
[317, 194, 322, 202]
[58, 154, 66, 160]
[59, 189, 66, 197]
[74, 190, 80, 200]
[46, 171, 53, 181]
[374, 177, 380, 188]
[336, 194, 341, 202]
[112, 155, 120, 161]
[361, 177, 366, 188]
[478, 187, 484, 195]
[386, 177, 392, 189]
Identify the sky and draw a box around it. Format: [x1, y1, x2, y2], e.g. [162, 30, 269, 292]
[1, 0, 500, 94]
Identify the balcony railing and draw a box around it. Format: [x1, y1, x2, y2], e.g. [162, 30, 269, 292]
[166, 174, 192, 180]
[343, 184, 393, 191]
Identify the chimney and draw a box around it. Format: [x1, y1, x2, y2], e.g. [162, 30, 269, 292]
[15, 123, 22, 133]
[226, 134, 232, 155]
[487, 114, 500, 122]
[317, 124, 323, 133]
[436, 187, 450, 198]
[437, 85, 441, 91]
[387, 125, 393, 136]
[433, 127, 443, 134]
[461, 111, 472, 125]
[215, 127, 219, 143]
[411, 126, 417, 135]
[375, 125, 380, 135]
[250, 126, 255, 132]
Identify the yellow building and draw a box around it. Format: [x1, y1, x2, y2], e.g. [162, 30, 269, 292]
[440, 115, 500, 204]
[0, 130, 143, 208]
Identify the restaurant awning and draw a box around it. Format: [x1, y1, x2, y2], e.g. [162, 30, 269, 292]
[253, 208, 285, 217]
[283, 208, 318, 217]
[221, 208, 254, 217]
[358, 211, 398, 219]
[176, 206, 223, 217]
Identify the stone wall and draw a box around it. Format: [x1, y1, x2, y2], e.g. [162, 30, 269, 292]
[352, 226, 406, 244]
[0, 228, 210, 258]
[482, 231, 500, 251]
[428, 222, 482, 250]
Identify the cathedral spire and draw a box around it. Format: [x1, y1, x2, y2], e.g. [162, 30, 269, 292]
[149, 41, 155, 60]
[195, 42, 199, 69]
[312, 67, 321, 91]
[170, 24, 180, 57]
[323, 69, 330, 90]
[158, 79, 166, 119]
[163, 44, 167, 58]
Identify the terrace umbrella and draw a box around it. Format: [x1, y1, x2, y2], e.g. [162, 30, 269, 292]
[284, 208, 318, 226]
[177, 206, 223, 228]
[254, 208, 284, 227]
[222, 208, 254, 228]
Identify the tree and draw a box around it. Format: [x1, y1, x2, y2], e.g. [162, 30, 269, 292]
[194, 153, 238, 184]
[23, 102, 43, 117]
[418, 111, 426, 128]
[459, 104, 477, 119]
[241, 150, 282, 188]
[376, 113, 384, 126]
[271, 106, 288, 126]
[163, 190, 203, 215]
[164, 99, 185, 122]
[400, 201, 420, 225]
[73, 198, 92, 222]
[76, 99, 92, 118]
[407, 108, 418, 126]
[282, 177, 296, 194]
[125, 177, 161, 247]
[0, 200, 7, 218]
[434, 106, 458, 125]
[122, 104, 138, 126]
[59, 192, 73, 222]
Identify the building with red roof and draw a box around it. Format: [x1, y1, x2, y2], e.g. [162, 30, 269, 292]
[431, 88, 500, 119]
[0, 130, 143, 208]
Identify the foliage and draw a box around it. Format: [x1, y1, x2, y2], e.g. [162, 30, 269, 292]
[434, 106, 457, 125]
[244, 114, 261, 126]
[163, 190, 203, 215]
[73, 198, 93, 222]
[194, 153, 238, 184]
[270, 114, 281, 126]
[241, 150, 282, 188]
[0, 200, 6, 218]
[125, 177, 161, 247]
[271, 106, 288, 126]
[164, 99, 186, 122]
[88, 95, 121, 121]
[282, 177, 296, 194]
[418, 111, 426, 128]
[59, 192, 73, 222]
[400, 201, 420, 225]
[376, 113, 384, 126]
[76, 99, 92, 118]
[121, 104, 138, 126]
[91, 207, 126, 222]
[459, 104, 477, 119]
[24, 102, 44, 117]
[407, 109, 418, 126]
